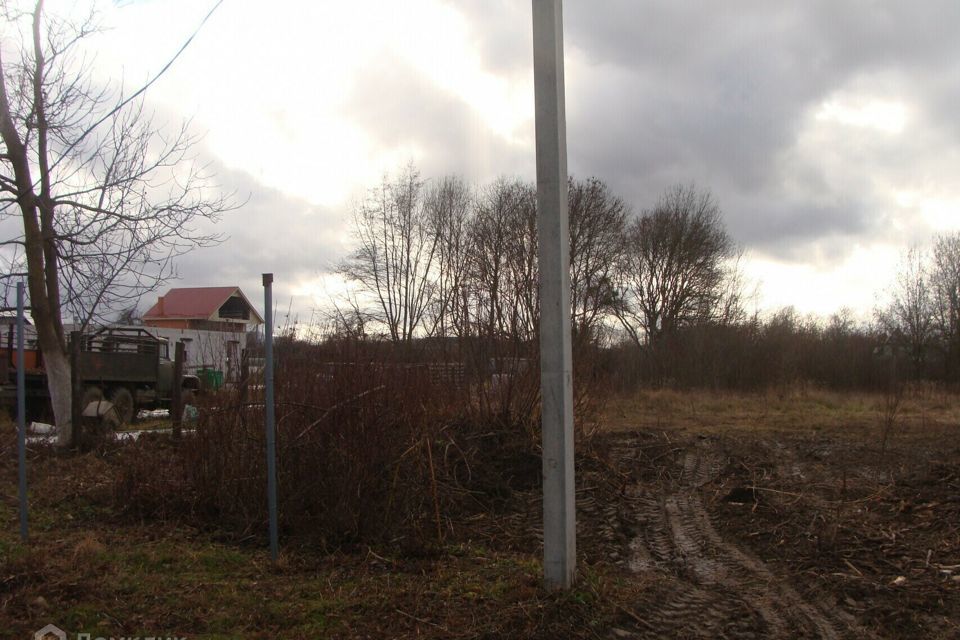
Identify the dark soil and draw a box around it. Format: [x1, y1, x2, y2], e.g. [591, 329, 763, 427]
[436, 416, 960, 638]
[2, 396, 958, 638]
[580, 424, 960, 639]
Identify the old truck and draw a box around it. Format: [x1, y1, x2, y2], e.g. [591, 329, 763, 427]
[1, 325, 200, 424]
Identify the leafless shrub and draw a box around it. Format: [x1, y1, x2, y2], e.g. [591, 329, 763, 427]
[114, 334, 604, 551]
[877, 362, 904, 484]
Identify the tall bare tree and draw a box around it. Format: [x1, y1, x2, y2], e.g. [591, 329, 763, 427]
[930, 233, 960, 378]
[876, 246, 935, 372]
[424, 175, 472, 339]
[0, 1, 228, 444]
[614, 184, 735, 348]
[337, 165, 439, 342]
[467, 178, 539, 341]
[567, 177, 626, 341]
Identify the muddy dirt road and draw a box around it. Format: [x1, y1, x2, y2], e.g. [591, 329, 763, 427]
[581, 430, 959, 639]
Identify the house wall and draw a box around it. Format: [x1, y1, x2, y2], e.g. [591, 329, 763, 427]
[144, 319, 246, 332]
[144, 319, 190, 330]
[145, 326, 248, 382]
[188, 319, 248, 332]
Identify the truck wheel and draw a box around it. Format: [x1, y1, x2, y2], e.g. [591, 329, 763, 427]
[80, 386, 104, 413]
[109, 387, 135, 425]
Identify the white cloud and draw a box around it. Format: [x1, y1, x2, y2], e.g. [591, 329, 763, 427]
[815, 98, 909, 134]
[744, 244, 900, 319]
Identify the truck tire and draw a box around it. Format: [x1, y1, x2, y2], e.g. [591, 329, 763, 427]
[109, 386, 135, 425]
[80, 386, 104, 413]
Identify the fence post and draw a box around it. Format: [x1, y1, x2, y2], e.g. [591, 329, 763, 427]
[263, 273, 278, 562]
[17, 281, 28, 542]
[533, 0, 576, 589]
[171, 341, 185, 440]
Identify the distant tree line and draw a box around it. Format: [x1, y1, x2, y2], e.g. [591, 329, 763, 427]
[327, 164, 960, 393]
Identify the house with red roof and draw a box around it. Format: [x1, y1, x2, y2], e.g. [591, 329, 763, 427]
[142, 286, 263, 384]
[143, 286, 263, 331]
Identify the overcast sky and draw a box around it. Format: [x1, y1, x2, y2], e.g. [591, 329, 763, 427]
[39, 0, 960, 321]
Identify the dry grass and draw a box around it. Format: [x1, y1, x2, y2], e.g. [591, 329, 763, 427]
[0, 371, 630, 639]
[602, 384, 960, 440]
[5, 385, 958, 638]
[0, 448, 642, 639]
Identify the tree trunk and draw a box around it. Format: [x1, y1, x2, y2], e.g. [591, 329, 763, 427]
[45, 348, 72, 446]
[0, 37, 73, 446]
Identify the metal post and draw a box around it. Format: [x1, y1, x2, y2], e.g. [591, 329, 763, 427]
[532, 0, 575, 589]
[263, 273, 278, 562]
[17, 281, 28, 542]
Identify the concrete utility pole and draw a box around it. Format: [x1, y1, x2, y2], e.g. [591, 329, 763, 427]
[532, 0, 575, 589]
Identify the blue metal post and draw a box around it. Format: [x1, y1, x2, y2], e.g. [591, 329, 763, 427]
[263, 273, 278, 562]
[17, 281, 28, 542]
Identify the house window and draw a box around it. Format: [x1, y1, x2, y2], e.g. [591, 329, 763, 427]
[218, 296, 250, 320]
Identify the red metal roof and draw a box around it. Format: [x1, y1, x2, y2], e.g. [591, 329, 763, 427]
[143, 286, 262, 323]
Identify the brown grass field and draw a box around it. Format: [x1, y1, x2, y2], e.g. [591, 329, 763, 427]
[1, 386, 958, 638]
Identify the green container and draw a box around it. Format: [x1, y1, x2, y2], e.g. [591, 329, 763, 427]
[199, 368, 224, 390]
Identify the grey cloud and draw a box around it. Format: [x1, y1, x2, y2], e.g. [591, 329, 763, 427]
[731, 198, 871, 258]
[439, 0, 531, 77]
[446, 1, 960, 264]
[343, 56, 533, 181]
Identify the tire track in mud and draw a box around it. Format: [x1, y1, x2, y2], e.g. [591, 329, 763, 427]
[609, 433, 864, 640]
